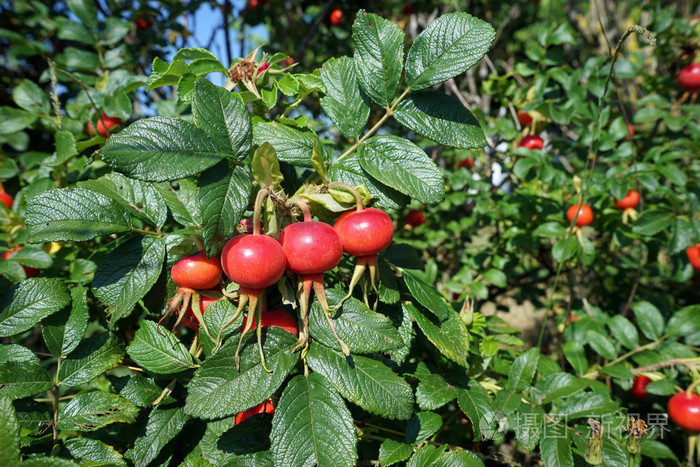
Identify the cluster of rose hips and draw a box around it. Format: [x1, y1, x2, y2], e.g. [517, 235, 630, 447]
[631, 374, 700, 433]
[164, 183, 394, 368]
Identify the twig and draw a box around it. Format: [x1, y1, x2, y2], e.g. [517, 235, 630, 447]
[222, 0, 233, 66]
[295, 0, 336, 63]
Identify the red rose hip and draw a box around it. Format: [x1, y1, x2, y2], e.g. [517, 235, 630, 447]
[614, 189, 640, 210]
[518, 135, 544, 150]
[334, 208, 393, 259]
[667, 392, 700, 432]
[171, 251, 222, 290]
[221, 234, 286, 291]
[687, 244, 700, 271]
[630, 375, 652, 401]
[678, 63, 700, 93]
[566, 203, 593, 227]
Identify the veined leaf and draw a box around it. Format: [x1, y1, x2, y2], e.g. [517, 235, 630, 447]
[0, 397, 20, 466]
[58, 333, 124, 387]
[42, 286, 89, 357]
[320, 56, 370, 139]
[0, 278, 70, 338]
[253, 122, 316, 167]
[57, 391, 140, 431]
[404, 303, 469, 367]
[126, 405, 189, 467]
[0, 362, 53, 400]
[64, 438, 127, 466]
[127, 321, 196, 375]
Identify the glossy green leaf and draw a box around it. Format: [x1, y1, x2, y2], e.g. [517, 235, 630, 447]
[0, 107, 37, 134]
[415, 373, 459, 411]
[607, 315, 638, 351]
[320, 56, 370, 139]
[513, 403, 544, 452]
[0, 344, 39, 364]
[539, 430, 573, 467]
[456, 386, 493, 441]
[64, 438, 127, 466]
[0, 397, 20, 466]
[58, 333, 124, 387]
[253, 122, 316, 167]
[68, 0, 98, 29]
[667, 305, 700, 338]
[557, 392, 618, 420]
[25, 188, 132, 242]
[0, 361, 53, 399]
[631, 301, 665, 340]
[57, 391, 140, 431]
[562, 340, 587, 375]
[127, 321, 196, 375]
[0, 278, 70, 338]
[126, 405, 189, 467]
[406, 411, 442, 444]
[307, 343, 414, 420]
[379, 439, 413, 466]
[404, 13, 495, 91]
[585, 331, 617, 360]
[404, 303, 469, 367]
[13, 79, 50, 114]
[42, 286, 89, 357]
[271, 373, 357, 467]
[632, 209, 673, 236]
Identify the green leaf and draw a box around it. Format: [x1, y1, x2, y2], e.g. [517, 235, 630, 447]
[483, 268, 507, 288]
[415, 374, 459, 411]
[126, 405, 189, 467]
[631, 301, 664, 340]
[539, 430, 573, 467]
[456, 386, 494, 441]
[513, 403, 543, 452]
[251, 142, 284, 189]
[56, 18, 94, 44]
[379, 439, 413, 466]
[200, 299, 243, 357]
[351, 11, 404, 107]
[21, 458, 79, 466]
[25, 188, 132, 242]
[585, 330, 617, 360]
[127, 321, 196, 375]
[155, 179, 201, 228]
[532, 221, 567, 238]
[0, 278, 70, 338]
[0, 397, 20, 466]
[68, 0, 98, 29]
[112, 374, 167, 407]
[667, 305, 700, 338]
[192, 78, 252, 160]
[42, 286, 89, 357]
[198, 162, 251, 257]
[328, 154, 409, 210]
[0, 107, 37, 134]
[406, 411, 442, 444]
[557, 393, 618, 419]
[57, 391, 140, 431]
[404, 13, 495, 91]
[308, 289, 403, 354]
[1, 246, 50, 269]
[641, 439, 680, 463]
[562, 340, 587, 375]
[307, 343, 414, 420]
[402, 269, 453, 320]
[534, 373, 586, 404]
[508, 347, 540, 391]
[404, 303, 469, 367]
[13, 79, 50, 114]
[99, 117, 227, 181]
[394, 92, 485, 149]
[92, 236, 166, 323]
[58, 333, 125, 387]
[358, 135, 445, 205]
[607, 315, 638, 351]
[99, 17, 130, 46]
[185, 328, 299, 419]
[147, 58, 191, 90]
[46, 130, 78, 167]
[407, 444, 447, 466]
[173, 47, 221, 62]
[79, 172, 168, 229]
[632, 209, 673, 236]
[253, 122, 317, 167]
[433, 449, 485, 466]
[0, 344, 39, 364]
[271, 373, 357, 467]
[64, 438, 127, 466]
[320, 56, 370, 139]
[0, 361, 53, 400]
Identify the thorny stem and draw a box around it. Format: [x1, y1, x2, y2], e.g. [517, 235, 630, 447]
[327, 181, 364, 211]
[253, 188, 269, 236]
[537, 26, 655, 349]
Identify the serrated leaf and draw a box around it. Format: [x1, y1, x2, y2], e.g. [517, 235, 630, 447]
[406, 411, 442, 444]
[155, 180, 201, 228]
[631, 301, 664, 340]
[0, 397, 20, 466]
[0, 344, 39, 364]
[0, 107, 37, 134]
[0, 278, 70, 337]
[456, 386, 493, 441]
[185, 328, 298, 419]
[111, 374, 166, 407]
[192, 77, 252, 159]
[92, 236, 165, 322]
[379, 439, 413, 466]
[359, 135, 445, 205]
[394, 91, 485, 149]
[57, 391, 140, 431]
[307, 343, 413, 420]
[21, 458, 80, 466]
[64, 438, 127, 466]
[99, 117, 227, 181]
[68, 0, 97, 29]
[79, 172, 168, 229]
[402, 269, 453, 320]
[328, 154, 409, 210]
[198, 162, 251, 256]
[534, 373, 586, 404]
[147, 58, 191, 90]
[562, 340, 587, 375]
[607, 315, 638, 351]
[667, 305, 700, 338]
[271, 373, 357, 467]
[174, 47, 221, 62]
[200, 299, 243, 357]
[127, 321, 196, 375]
[13, 79, 50, 114]
[513, 403, 543, 452]
[404, 13, 495, 91]
[320, 57, 370, 139]
[586, 330, 617, 360]
[308, 289, 403, 354]
[631, 209, 673, 236]
[253, 122, 316, 167]
[25, 188, 132, 242]
[58, 333, 124, 387]
[557, 392, 618, 420]
[42, 286, 89, 357]
[404, 303, 469, 367]
[0, 362, 53, 400]
[127, 405, 189, 467]
[539, 430, 573, 467]
[407, 444, 447, 466]
[415, 374, 459, 411]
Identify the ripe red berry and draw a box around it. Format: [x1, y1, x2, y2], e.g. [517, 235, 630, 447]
[242, 308, 299, 337]
[566, 203, 593, 227]
[221, 234, 286, 291]
[678, 63, 700, 93]
[518, 111, 533, 127]
[0, 192, 13, 209]
[405, 209, 425, 228]
[333, 208, 393, 259]
[614, 189, 640, 210]
[135, 18, 151, 30]
[87, 113, 123, 138]
[2, 247, 39, 278]
[518, 135, 544, 150]
[171, 251, 222, 290]
[329, 8, 343, 26]
[626, 124, 634, 140]
[667, 392, 700, 432]
[630, 375, 652, 401]
[279, 222, 343, 275]
[687, 244, 700, 272]
[235, 400, 274, 425]
[457, 157, 474, 168]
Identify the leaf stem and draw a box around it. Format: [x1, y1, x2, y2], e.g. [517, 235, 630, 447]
[327, 181, 364, 211]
